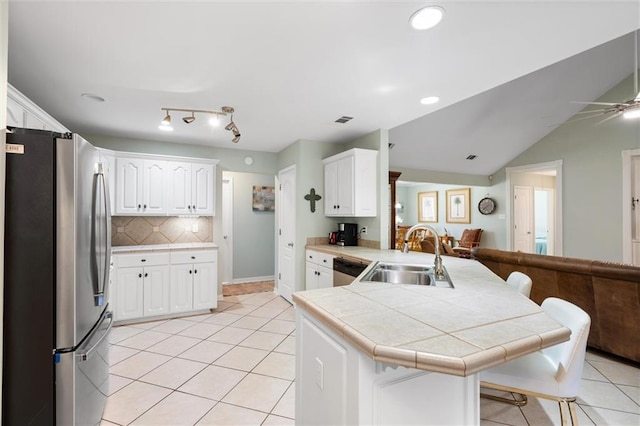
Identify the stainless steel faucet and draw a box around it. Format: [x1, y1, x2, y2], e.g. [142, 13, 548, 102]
[401, 224, 445, 279]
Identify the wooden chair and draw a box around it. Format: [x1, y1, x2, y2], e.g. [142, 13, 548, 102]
[452, 228, 483, 254]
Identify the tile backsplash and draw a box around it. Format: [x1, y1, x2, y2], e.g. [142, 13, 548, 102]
[112, 216, 213, 246]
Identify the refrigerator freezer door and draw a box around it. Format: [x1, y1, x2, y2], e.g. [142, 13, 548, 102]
[57, 309, 112, 426]
[56, 135, 112, 349]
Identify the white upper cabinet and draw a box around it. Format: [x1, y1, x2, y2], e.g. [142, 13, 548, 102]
[115, 158, 168, 215]
[7, 84, 68, 132]
[168, 162, 215, 216]
[323, 148, 378, 217]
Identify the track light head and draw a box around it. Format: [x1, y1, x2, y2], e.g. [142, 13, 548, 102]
[232, 135, 241, 143]
[182, 113, 195, 124]
[161, 112, 171, 125]
[225, 121, 235, 131]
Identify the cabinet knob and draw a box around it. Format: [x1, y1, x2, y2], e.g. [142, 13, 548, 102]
[138, 273, 142, 278]
[189, 270, 192, 274]
[194, 269, 198, 274]
[144, 273, 148, 277]
[143, 204, 147, 209]
[141, 259, 146, 262]
[138, 204, 141, 209]
[191, 256, 196, 259]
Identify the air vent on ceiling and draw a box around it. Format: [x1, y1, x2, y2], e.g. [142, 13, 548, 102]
[335, 116, 353, 124]
[466, 155, 477, 160]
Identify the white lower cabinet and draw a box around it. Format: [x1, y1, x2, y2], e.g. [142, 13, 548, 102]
[113, 248, 217, 322]
[305, 249, 334, 290]
[169, 250, 218, 313]
[114, 253, 170, 321]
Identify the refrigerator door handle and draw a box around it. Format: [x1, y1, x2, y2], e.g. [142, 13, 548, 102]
[91, 163, 111, 307]
[76, 311, 113, 362]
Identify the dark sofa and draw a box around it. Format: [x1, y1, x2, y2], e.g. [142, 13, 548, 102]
[471, 248, 640, 364]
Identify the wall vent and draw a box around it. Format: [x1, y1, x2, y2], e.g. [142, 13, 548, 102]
[466, 154, 477, 160]
[335, 116, 353, 124]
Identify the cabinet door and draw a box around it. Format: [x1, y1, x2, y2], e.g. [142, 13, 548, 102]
[336, 156, 354, 215]
[168, 162, 192, 215]
[115, 158, 144, 215]
[170, 264, 193, 313]
[192, 163, 215, 215]
[143, 160, 167, 214]
[143, 265, 170, 317]
[317, 265, 333, 289]
[324, 161, 339, 216]
[115, 267, 143, 321]
[305, 262, 318, 291]
[192, 262, 217, 310]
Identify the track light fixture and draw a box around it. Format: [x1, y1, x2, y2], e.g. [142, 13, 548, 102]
[160, 106, 240, 143]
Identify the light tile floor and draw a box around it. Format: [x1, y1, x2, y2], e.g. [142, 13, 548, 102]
[102, 291, 639, 426]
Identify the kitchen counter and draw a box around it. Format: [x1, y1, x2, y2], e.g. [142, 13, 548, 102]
[296, 244, 570, 376]
[111, 242, 218, 253]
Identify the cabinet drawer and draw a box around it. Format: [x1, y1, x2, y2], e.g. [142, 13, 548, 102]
[116, 252, 170, 268]
[170, 250, 217, 265]
[306, 250, 334, 267]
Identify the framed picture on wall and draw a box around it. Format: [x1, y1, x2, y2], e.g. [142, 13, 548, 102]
[446, 188, 471, 223]
[252, 185, 275, 211]
[418, 191, 438, 223]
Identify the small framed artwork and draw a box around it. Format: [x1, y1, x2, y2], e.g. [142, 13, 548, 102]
[418, 191, 438, 223]
[446, 188, 471, 223]
[252, 185, 275, 211]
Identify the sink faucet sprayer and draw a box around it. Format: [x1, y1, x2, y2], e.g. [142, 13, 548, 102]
[402, 224, 445, 279]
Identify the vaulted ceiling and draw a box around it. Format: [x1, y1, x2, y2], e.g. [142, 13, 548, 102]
[7, 1, 640, 174]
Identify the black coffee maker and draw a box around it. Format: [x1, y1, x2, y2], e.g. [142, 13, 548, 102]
[337, 223, 358, 246]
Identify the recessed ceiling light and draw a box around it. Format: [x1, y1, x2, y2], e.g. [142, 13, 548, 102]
[420, 96, 440, 105]
[158, 125, 173, 132]
[81, 93, 105, 102]
[410, 6, 445, 30]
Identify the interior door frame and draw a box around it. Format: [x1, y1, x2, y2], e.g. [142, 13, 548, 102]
[622, 149, 640, 264]
[221, 175, 233, 285]
[506, 160, 563, 255]
[276, 165, 296, 302]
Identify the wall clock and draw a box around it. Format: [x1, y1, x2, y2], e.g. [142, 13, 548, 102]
[478, 197, 496, 215]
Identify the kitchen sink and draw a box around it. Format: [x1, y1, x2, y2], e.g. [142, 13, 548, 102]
[360, 262, 454, 288]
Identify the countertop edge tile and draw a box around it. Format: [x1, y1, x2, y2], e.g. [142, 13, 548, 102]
[462, 346, 506, 376]
[502, 334, 543, 362]
[415, 353, 467, 376]
[344, 326, 377, 355]
[373, 345, 417, 369]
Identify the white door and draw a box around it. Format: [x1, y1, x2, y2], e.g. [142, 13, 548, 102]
[168, 162, 192, 215]
[514, 186, 534, 253]
[278, 166, 296, 302]
[633, 156, 640, 265]
[170, 264, 194, 313]
[143, 265, 170, 316]
[193, 261, 217, 310]
[222, 177, 233, 285]
[143, 160, 167, 214]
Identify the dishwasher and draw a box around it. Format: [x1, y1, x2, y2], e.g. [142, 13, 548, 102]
[333, 257, 369, 286]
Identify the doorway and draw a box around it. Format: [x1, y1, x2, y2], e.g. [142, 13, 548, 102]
[622, 149, 640, 265]
[506, 160, 563, 255]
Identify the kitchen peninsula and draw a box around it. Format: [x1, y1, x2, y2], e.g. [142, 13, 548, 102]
[293, 246, 571, 425]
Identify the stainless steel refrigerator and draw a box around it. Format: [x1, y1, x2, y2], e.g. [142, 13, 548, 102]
[4, 128, 112, 425]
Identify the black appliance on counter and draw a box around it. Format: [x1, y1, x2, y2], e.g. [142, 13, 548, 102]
[337, 223, 358, 246]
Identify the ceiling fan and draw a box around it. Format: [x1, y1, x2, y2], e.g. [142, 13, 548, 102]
[569, 30, 640, 125]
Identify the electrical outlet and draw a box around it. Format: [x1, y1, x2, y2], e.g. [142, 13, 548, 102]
[315, 357, 324, 390]
[192, 223, 199, 232]
[361, 226, 367, 235]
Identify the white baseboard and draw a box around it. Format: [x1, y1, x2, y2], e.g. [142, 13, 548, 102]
[225, 275, 275, 285]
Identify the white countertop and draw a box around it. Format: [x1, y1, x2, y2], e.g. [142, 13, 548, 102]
[112, 242, 218, 253]
[294, 245, 570, 376]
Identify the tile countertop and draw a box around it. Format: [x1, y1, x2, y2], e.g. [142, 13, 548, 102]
[112, 242, 219, 254]
[294, 245, 571, 377]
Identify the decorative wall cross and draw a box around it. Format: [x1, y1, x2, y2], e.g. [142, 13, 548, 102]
[304, 188, 322, 213]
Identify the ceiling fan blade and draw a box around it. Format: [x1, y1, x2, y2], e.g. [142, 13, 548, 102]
[570, 101, 620, 106]
[553, 113, 605, 126]
[593, 112, 621, 126]
[571, 108, 611, 115]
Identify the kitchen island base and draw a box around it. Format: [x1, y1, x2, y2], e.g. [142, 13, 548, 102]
[296, 308, 480, 425]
